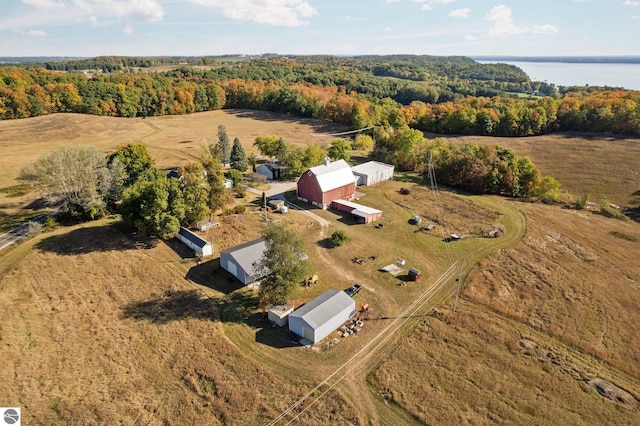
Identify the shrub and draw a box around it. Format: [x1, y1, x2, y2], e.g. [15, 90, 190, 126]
[330, 230, 350, 247]
[575, 194, 589, 210]
[399, 187, 411, 195]
[234, 204, 246, 214]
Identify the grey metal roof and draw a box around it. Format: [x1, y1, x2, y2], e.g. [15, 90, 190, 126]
[220, 238, 267, 277]
[178, 227, 210, 248]
[290, 290, 355, 329]
[350, 161, 394, 176]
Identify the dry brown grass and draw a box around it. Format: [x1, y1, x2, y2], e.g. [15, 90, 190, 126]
[0, 110, 343, 217]
[371, 202, 640, 424]
[430, 132, 640, 207]
[2, 112, 640, 424]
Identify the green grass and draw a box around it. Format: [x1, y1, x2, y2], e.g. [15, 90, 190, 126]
[609, 230, 638, 242]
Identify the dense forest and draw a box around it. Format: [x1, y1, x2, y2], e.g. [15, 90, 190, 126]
[1, 55, 639, 136]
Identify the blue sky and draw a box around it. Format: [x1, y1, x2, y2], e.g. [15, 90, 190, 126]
[1, 0, 639, 57]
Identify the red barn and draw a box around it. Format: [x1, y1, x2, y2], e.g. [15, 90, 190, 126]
[297, 158, 356, 209]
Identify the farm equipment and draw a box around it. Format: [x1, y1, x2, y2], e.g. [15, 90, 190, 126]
[303, 274, 318, 287]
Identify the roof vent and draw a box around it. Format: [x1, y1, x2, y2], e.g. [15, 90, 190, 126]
[323, 157, 331, 166]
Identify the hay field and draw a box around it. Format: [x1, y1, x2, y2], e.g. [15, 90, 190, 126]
[1, 111, 640, 424]
[0, 110, 343, 217]
[429, 132, 640, 207]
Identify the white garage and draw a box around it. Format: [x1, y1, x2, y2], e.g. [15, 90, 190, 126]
[176, 227, 213, 257]
[219, 238, 267, 285]
[289, 290, 356, 344]
[351, 161, 395, 186]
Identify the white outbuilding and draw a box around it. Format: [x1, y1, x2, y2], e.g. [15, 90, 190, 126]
[219, 238, 267, 286]
[176, 227, 213, 257]
[351, 161, 395, 186]
[288, 290, 356, 344]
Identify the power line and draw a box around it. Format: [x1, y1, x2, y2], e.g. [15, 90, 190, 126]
[310, 125, 378, 138]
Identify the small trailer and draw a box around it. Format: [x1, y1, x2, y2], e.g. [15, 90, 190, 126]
[408, 268, 422, 281]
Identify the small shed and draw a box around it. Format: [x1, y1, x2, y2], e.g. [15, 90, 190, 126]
[351, 161, 395, 186]
[176, 227, 213, 257]
[268, 199, 285, 211]
[289, 290, 356, 344]
[256, 163, 282, 181]
[268, 304, 294, 327]
[197, 220, 219, 231]
[331, 199, 383, 224]
[408, 268, 422, 281]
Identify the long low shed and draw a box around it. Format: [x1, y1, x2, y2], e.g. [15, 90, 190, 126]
[331, 199, 383, 224]
[289, 290, 356, 344]
[176, 227, 213, 257]
[219, 238, 267, 285]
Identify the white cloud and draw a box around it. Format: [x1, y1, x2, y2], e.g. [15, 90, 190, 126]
[422, 4, 432, 10]
[88, 15, 97, 25]
[449, 8, 470, 18]
[24, 29, 48, 36]
[21, 0, 64, 9]
[123, 24, 134, 34]
[386, 0, 400, 3]
[21, 0, 164, 22]
[486, 5, 556, 38]
[624, 0, 639, 6]
[465, 34, 477, 41]
[385, 26, 392, 32]
[192, 0, 317, 26]
[532, 24, 558, 34]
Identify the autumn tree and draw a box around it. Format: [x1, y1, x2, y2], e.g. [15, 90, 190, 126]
[253, 135, 281, 158]
[328, 139, 352, 162]
[19, 146, 112, 219]
[178, 162, 210, 226]
[254, 223, 310, 308]
[120, 174, 185, 239]
[230, 137, 248, 172]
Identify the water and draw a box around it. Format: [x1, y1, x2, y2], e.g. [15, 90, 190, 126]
[476, 60, 640, 91]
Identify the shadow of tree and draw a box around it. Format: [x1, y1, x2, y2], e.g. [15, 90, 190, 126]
[35, 224, 158, 255]
[121, 289, 218, 324]
[186, 259, 245, 294]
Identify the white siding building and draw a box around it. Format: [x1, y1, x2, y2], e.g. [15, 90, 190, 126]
[288, 290, 356, 344]
[219, 238, 267, 286]
[351, 161, 395, 186]
[176, 227, 213, 257]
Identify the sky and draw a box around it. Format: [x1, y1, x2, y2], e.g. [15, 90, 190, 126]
[0, 0, 639, 57]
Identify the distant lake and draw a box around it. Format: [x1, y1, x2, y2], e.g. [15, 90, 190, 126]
[476, 60, 640, 91]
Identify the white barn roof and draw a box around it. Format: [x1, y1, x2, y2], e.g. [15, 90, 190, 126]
[290, 289, 354, 329]
[331, 199, 382, 217]
[308, 159, 356, 192]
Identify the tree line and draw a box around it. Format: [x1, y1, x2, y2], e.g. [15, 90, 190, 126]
[1, 59, 639, 135]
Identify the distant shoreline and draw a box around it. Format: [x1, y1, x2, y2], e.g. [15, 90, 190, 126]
[472, 56, 640, 64]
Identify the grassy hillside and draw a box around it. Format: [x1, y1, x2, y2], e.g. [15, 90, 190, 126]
[0, 111, 639, 424]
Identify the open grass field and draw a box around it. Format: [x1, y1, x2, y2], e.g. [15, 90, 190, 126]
[429, 132, 640, 207]
[0, 111, 639, 424]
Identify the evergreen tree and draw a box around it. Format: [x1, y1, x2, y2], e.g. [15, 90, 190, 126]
[230, 137, 248, 172]
[216, 124, 231, 165]
[202, 155, 230, 214]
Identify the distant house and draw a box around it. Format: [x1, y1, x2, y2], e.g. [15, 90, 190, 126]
[224, 178, 234, 189]
[176, 227, 213, 257]
[331, 199, 382, 224]
[297, 158, 356, 209]
[219, 238, 267, 286]
[351, 161, 394, 186]
[256, 163, 282, 181]
[288, 289, 356, 344]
